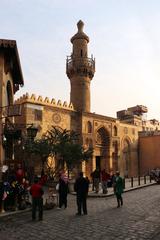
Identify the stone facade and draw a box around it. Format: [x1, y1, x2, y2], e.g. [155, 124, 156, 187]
[139, 132, 160, 175]
[0, 40, 23, 179]
[1, 21, 160, 178]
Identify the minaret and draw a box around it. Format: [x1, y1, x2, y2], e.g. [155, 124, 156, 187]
[66, 20, 95, 112]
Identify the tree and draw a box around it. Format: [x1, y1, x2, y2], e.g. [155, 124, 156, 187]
[24, 137, 53, 171]
[24, 126, 93, 178]
[47, 126, 93, 173]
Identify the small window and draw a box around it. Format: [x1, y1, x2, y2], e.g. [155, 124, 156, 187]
[87, 121, 92, 133]
[81, 49, 83, 57]
[34, 109, 42, 121]
[113, 126, 117, 136]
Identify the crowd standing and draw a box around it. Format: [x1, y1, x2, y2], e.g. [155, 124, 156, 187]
[0, 165, 125, 219]
[0, 164, 47, 214]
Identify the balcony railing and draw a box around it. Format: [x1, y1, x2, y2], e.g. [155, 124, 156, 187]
[66, 56, 95, 72]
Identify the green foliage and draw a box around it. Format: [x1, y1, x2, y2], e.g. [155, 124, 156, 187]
[24, 126, 93, 172]
[47, 126, 93, 170]
[24, 137, 53, 163]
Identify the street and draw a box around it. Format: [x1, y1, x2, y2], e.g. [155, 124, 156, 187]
[0, 184, 160, 240]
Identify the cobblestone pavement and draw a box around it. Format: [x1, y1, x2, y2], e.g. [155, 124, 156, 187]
[1, 185, 160, 240]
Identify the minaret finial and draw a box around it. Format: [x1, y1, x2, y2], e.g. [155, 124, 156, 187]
[77, 20, 84, 32]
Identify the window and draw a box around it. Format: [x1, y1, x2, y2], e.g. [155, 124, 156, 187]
[113, 126, 117, 136]
[34, 109, 42, 121]
[87, 121, 92, 133]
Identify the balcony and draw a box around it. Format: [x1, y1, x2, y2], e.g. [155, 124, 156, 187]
[66, 56, 95, 79]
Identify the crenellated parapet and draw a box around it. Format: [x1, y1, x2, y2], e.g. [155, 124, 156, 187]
[14, 93, 74, 110]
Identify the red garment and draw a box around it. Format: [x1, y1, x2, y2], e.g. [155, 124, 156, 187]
[30, 183, 44, 198]
[39, 175, 47, 186]
[101, 170, 110, 181]
[16, 168, 24, 183]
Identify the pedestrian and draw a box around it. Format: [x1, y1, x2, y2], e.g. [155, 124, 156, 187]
[90, 171, 95, 191]
[30, 176, 44, 221]
[114, 171, 123, 208]
[74, 172, 89, 216]
[92, 168, 100, 193]
[101, 169, 110, 194]
[58, 173, 69, 209]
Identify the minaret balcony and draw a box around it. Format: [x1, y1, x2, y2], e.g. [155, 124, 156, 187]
[66, 56, 95, 79]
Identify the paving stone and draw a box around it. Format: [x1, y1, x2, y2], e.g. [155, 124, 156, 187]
[1, 185, 160, 239]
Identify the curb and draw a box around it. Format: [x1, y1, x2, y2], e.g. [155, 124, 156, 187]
[0, 182, 156, 218]
[0, 207, 31, 219]
[70, 182, 156, 198]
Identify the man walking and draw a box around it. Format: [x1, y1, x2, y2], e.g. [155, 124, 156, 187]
[30, 177, 44, 220]
[114, 171, 123, 208]
[74, 172, 89, 216]
[92, 168, 100, 193]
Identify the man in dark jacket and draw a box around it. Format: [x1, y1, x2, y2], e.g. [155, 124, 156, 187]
[74, 172, 89, 216]
[30, 177, 44, 220]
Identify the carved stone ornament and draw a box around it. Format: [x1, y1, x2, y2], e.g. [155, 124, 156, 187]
[52, 113, 61, 123]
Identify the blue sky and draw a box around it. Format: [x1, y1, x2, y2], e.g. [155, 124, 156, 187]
[1, 0, 160, 119]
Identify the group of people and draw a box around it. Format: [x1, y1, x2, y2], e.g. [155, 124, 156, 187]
[30, 171, 89, 220]
[30, 169, 123, 220]
[57, 171, 89, 215]
[1, 166, 124, 220]
[0, 164, 31, 211]
[91, 168, 116, 194]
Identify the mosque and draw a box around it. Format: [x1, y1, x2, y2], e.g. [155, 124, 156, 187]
[0, 20, 159, 178]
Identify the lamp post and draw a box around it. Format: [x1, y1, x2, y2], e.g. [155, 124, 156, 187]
[26, 125, 38, 141]
[2, 123, 38, 174]
[23, 125, 38, 182]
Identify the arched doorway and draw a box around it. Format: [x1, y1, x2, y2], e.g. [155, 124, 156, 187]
[95, 127, 110, 170]
[112, 141, 118, 172]
[122, 138, 131, 177]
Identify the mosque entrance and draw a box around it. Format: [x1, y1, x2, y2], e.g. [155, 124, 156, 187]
[95, 127, 110, 170]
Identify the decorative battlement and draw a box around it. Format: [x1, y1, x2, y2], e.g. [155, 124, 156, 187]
[14, 93, 74, 111]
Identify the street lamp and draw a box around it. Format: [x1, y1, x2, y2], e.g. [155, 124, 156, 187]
[26, 125, 38, 140]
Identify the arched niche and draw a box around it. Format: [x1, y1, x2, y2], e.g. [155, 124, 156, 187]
[86, 121, 92, 133]
[122, 137, 131, 177]
[95, 127, 111, 170]
[113, 126, 118, 136]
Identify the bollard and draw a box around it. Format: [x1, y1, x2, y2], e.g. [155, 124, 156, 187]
[92, 181, 94, 191]
[131, 177, 133, 188]
[123, 178, 125, 189]
[144, 176, 146, 184]
[0, 200, 5, 213]
[138, 176, 140, 186]
[150, 175, 152, 183]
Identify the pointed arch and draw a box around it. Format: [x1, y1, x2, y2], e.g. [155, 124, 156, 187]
[96, 127, 110, 147]
[94, 126, 111, 170]
[121, 136, 131, 177]
[113, 125, 118, 136]
[87, 121, 92, 133]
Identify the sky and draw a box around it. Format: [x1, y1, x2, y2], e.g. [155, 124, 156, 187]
[1, 0, 160, 120]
